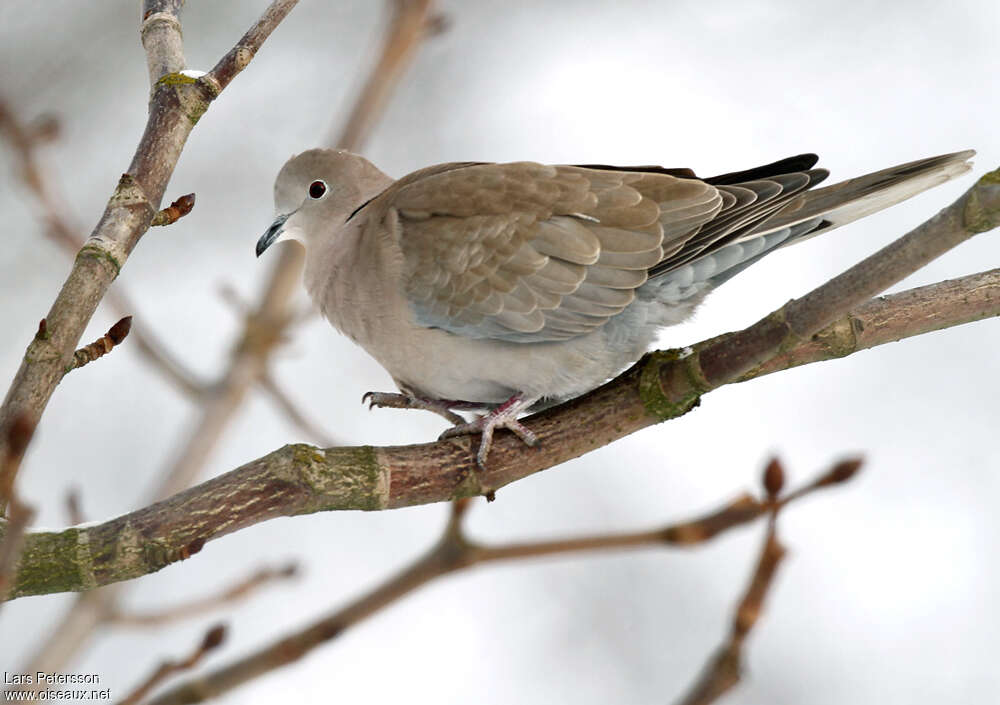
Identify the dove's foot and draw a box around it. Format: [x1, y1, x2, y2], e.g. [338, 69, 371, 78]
[363, 391, 482, 426]
[438, 393, 539, 469]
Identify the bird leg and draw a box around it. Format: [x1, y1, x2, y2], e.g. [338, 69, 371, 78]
[362, 391, 483, 426]
[438, 393, 540, 469]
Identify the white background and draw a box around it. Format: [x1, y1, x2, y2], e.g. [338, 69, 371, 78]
[1, 1, 998, 703]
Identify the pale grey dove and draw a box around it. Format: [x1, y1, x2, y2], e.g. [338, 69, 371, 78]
[257, 149, 974, 467]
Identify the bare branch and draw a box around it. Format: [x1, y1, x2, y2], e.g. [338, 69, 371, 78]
[107, 564, 298, 628]
[118, 624, 227, 705]
[741, 268, 1000, 380]
[0, 2, 302, 687]
[140, 1, 186, 84]
[9, 0, 435, 681]
[144, 458, 857, 704]
[0, 100, 207, 398]
[0, 0, 302, 482]
[204, 0, 301, 94]
[674, 527, 786, 705]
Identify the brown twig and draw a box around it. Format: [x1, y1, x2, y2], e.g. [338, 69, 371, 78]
[63, 316, 133, 376]
[741, 267, 1000, 381]
[144, 458, 859, 704]
[151, 193, 196, 226]
[674, 457, 861, 704]
[118, 624, 227, 705]
[674, 526, 786, 705]
[107, 564, 298, 628]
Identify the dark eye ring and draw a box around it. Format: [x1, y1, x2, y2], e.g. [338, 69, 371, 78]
[308, 180, 327, 199]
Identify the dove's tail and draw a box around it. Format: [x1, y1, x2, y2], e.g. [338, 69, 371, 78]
[648, 150, 975, 294]
[761, 149, 976, 245]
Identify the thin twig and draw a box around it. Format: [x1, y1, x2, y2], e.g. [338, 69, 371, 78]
[144, 457, 859, 704]
[674, 456, 861, 705]
[107, 564, 298, 628]
[118, 624, 227, 705]
[63, 316, 133, 376]
[151, 193, 196, 226]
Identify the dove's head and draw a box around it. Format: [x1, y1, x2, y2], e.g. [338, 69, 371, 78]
[256, 149, 392, 257]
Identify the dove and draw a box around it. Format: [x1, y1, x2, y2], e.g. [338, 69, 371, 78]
[257, 149, 974, 467]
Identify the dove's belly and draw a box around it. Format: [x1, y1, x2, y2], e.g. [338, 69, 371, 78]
[365, 291, 701, 404]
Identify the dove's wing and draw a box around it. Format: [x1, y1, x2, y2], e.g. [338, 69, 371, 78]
[376, 160, 823, 342]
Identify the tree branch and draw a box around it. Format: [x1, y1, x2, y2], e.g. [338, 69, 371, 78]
[741, 266, 1000, 380]
[0, 0, 300, 489]
[143, 458, 857, 704]
[0, 100, 208, 398]
[7, 0, 439, 683]
[118, 624, 226, 705]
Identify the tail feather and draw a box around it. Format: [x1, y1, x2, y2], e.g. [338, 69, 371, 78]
[759, 150, 975, 245]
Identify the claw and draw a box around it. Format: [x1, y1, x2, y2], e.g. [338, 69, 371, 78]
[362, 391, 470, 426]
[438, 393, 539, 469]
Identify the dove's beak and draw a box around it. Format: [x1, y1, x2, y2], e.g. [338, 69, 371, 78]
[256, 213, 290, 257]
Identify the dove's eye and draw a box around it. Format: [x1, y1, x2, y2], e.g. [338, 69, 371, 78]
[308, 180, 327, 199]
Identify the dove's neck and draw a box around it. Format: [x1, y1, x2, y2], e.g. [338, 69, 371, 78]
[303, 210, 407, 350]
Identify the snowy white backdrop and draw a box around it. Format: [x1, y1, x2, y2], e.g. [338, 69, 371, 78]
[1, 1, 998, 702]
